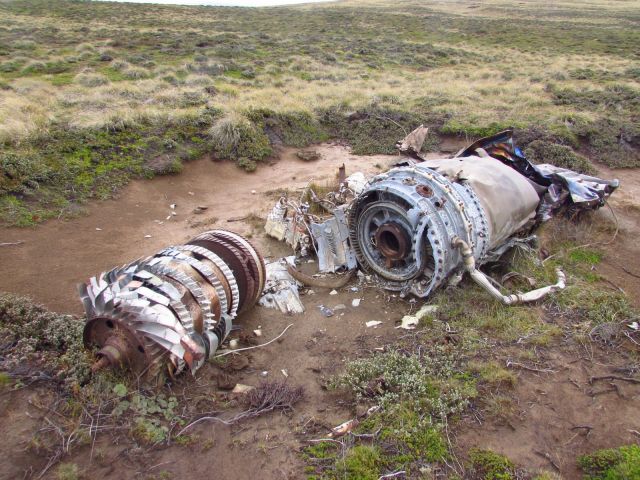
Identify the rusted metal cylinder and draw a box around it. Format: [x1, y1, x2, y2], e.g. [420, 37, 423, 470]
[79, 230, 265, 380]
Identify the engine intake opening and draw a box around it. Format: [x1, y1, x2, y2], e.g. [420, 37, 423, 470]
[375, 223, 410, 261]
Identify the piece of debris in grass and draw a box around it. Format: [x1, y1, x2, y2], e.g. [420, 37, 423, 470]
[281, 369, 289, 377]
[253, 329, 262, 337]
[366, 320, 382, 328]
[352, 298, 361, 307]
[397, 305, 438, 330]
[330, 289, 338, 295]
[330, 418, 359, 437]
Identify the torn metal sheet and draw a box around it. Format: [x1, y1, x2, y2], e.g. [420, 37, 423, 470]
[455, 130, 619, 219]
[78, 230, 265, 380]
[310, 206, 357, 273]
[259, 256, 305, 314]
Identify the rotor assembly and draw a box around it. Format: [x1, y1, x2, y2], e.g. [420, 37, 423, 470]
[79, 229, 265, 380]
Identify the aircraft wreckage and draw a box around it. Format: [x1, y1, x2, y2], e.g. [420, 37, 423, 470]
[79, 127, 618, 378]
[264, 127, 618, 304]
[79, 230, 265, 379]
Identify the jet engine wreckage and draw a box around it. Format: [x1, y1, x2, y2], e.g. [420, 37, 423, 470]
[264, 127, 618, 304]
[79, 230, 265, 380]
[77, 127, 619, 379]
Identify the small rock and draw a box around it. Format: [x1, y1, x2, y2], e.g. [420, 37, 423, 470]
[229, 339, 239, 349]
[260, 371, 269, 377]
[170, 204, 176, 209]
[281, 369, 289, 378]
[144, 235, 152, 239]
[329, 289, 338, 295]
[352, 298, 361, 307]
[95, 227, 102, 231]
[193, 205, 208, 214]
[365, 320, 382, 328]
[296, 150, 321, 162]
[253, 329, 262, 337]
[334, 304, 347, 311]
[232, 383, 255, 394]
[251, 190, 257, 195]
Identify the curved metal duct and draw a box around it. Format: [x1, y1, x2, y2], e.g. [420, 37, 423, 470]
[79, 230, 265, 380]
[348, 156, 542, 298]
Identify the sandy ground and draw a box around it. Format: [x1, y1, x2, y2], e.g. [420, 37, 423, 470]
[0, 144, 639, 479]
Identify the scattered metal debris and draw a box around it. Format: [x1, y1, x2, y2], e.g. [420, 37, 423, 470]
[264, 127, 619, 304]
[79, 229, 265, 380]
[319, 305, 334, 317]
[259, 257, 305, 314]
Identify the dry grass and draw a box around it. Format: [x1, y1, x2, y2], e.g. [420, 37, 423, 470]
[0, 0, 637, 144]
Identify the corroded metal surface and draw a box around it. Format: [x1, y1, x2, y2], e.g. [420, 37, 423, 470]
[79, 230, 265, 380]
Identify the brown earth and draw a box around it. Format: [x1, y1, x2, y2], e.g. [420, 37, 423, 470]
[0, 144, 638, 479]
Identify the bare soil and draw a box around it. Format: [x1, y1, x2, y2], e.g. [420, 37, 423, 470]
[0, 145, 639, 479]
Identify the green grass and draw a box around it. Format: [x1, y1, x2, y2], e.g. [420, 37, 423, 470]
[578, 445, 640, 480]
[469, 448, 517, 480]
[305, 213, 639, 476]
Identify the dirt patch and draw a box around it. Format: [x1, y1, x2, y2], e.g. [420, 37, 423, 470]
[0, 144, 399, 314]
[456, 344, 640, 479]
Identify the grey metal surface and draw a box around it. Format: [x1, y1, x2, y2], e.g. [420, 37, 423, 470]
[79, 230, 264, 380]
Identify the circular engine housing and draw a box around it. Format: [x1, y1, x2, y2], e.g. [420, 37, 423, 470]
[348, 156, 539, 297]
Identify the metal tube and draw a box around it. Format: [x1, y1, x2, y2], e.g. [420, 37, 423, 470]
[452, 237, 565, 305]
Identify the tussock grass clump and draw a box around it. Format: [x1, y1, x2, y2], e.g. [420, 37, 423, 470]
[209, 114, 272, 165]
[524, 140, 596, 174]
[122, 66, 151, 80]
[74, 72, 109, 87]
[468, 448, 517, 480]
